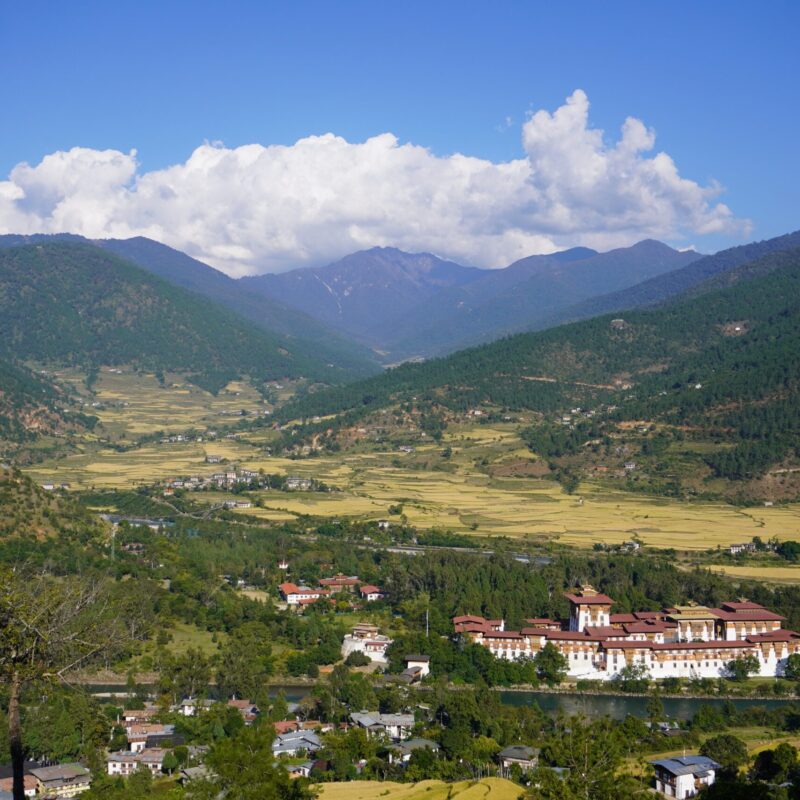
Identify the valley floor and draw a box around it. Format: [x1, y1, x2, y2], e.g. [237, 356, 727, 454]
[20, 367, 800, 554]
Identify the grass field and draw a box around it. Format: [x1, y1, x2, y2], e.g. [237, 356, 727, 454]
[22, 372, 800, 551]
[708, 564, 800, 584]
[316, 778, 523, 800]
[56, 367, 268, 440]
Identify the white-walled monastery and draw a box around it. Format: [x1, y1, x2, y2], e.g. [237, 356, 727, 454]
[454, 585, 799, 680]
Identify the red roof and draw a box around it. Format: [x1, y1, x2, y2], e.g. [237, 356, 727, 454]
[564, 592, 614, 606]
[525, 617, 559, 626]
[457, 622, 490, 633]
[610, 613, 637, 624]
[273, 720, 301, 734]
[360, 585, 382, 595]
[746, 630, 800, 643]
[622, 621, 674, 634]
[710, 607, 784, 622]
[634, 611, 664, 620]
[536, 630, 608, 642]
[604, 639, 763, 652]
[584, 626, 622, 638]
[721, 601, 767, 612]
[279, 582, 299, 595]
[483, 631, 524, 640]
[453, 614, 486, 624]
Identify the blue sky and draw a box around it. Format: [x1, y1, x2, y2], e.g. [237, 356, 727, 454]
[0, 1, 797, 273]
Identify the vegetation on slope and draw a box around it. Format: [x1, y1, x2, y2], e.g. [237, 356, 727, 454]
[0, 242, 354, 392]
[277, 247, 800, 487]
[0, 358, 96, 449]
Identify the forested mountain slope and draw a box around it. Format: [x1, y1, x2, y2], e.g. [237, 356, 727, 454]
[0, 358, 94, 449]
[241, 247, 484, 344]
[99, 237, 381, 377]
[0, 242, 352, 392]
[0, 234, 381, 378]
[280, 248, 800, 480]
[386, 239, 701, 357]
[547, 229, 800, 327]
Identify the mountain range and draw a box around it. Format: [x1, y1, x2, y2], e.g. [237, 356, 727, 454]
[277, 243, 800, 494]
[241, 241, 703, 358]
[1, 226, 800, 469]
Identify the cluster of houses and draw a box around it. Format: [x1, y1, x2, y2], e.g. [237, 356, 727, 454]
[162, 468, 320, 498]
[278, 574, 386, 608]
[163, 466, 262, 493]
[455, 585, 800, 680]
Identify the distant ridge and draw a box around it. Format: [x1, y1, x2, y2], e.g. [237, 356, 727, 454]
[240, 246, 484, 344]
[0, 241, 355, 392]
[243, 240, 700, 358]
[549, 229, 800, 326]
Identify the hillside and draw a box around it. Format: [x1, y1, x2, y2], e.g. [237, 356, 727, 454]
[278, 247, 800, 495]
[98, 237, 381, 377]
[241, 247, 484, 345]
[0, 242, 358, 392]
[549, 229, 800, 327]
[0, 466, 107, 542]
[0, 358, 94, 449]
[244, 241, 699, 358]
[386, 240, 701, 357]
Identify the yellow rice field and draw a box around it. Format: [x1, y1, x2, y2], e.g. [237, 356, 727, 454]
[316, 778, 523, 800]
[22, 371, 800, 551]
[708, 564, 800, 584]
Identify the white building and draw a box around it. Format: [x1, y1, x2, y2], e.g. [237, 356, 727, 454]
[651, 755, 719, 798]
[456, 587, 799, 681]
[107, 748, 167, 776]
[341, 624, 393, 663]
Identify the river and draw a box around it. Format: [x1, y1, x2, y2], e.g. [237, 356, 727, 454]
[87, 683, 792, 720]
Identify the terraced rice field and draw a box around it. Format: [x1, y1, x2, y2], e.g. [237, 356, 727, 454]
[317, 778, 523, 800]
[23, 372, 800, 550]
[708, 564, 800, 584]
[55, 367, 267, 439]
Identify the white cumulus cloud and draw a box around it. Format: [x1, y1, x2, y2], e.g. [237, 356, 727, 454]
[0, 90, 749, 275]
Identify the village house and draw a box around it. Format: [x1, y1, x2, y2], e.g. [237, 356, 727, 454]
[456, 586, 799, 680]
[0, 774, 36, 798]
[179, 697, 214, 716]
[121, 707, 160, 724]
[403, 655, 431, 681]
[285, 476, 313, 491]
[278, 582, 330, 606]
[729, 541, 757, 556]
[272, 731, 322, 757]
[359, 584, 385, 602]
[107, 748, 167, 777]
[497, 745, 539, 775]
[227, 699, 259, 725]
[124, 723, 179, 752]
[341, 624, 394, 663]
[29, 764, 91, 797]
[350, 712, 415, 741]
[319, 574, 360, 593]
[651, 755, 720, 798]
[387, 738, 439, 765]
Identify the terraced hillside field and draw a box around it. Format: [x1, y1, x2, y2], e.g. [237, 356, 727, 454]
[317, 778, 523, 800]
[25, 433, 800, 553]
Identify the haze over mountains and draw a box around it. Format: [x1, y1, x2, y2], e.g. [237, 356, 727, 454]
[241, 241, 703, 358]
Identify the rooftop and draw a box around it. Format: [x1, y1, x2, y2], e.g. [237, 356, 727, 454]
[651, 755, 720, 777]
